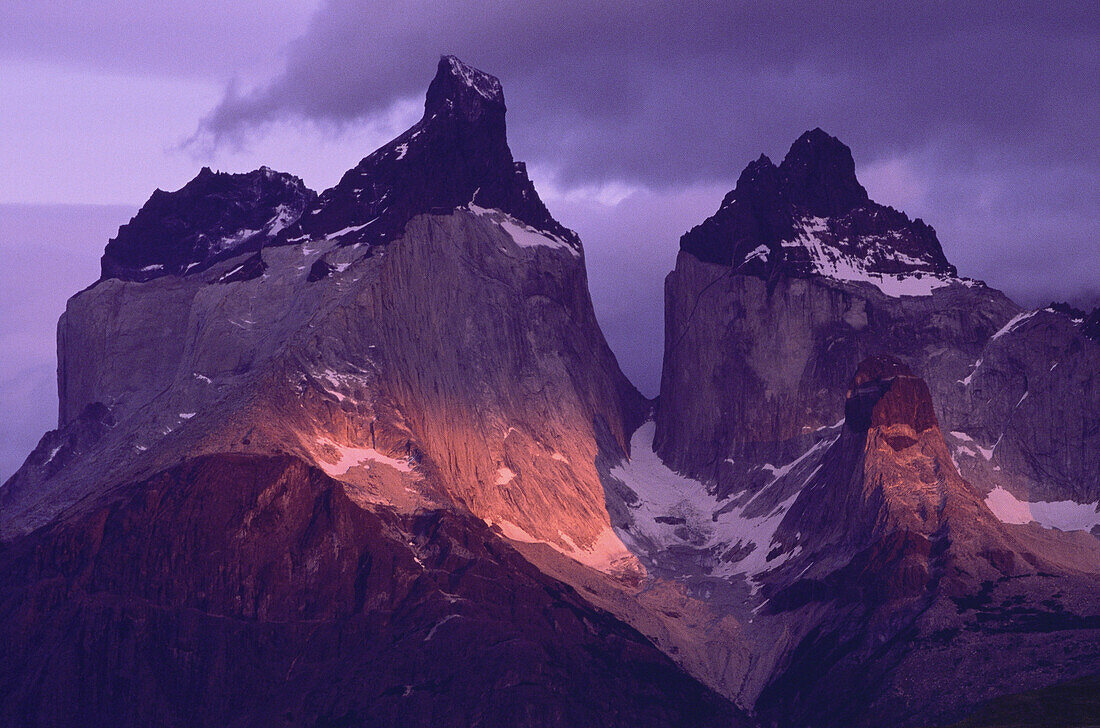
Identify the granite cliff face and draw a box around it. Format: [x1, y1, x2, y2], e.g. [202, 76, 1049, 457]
[7, 58, 644, 574]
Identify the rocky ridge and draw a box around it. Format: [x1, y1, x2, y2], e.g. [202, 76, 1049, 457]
[100, 166, 315, 282]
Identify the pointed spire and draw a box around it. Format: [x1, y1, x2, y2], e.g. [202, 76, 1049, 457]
[424, 55, 506, 122]
[779, 128, 868, 217]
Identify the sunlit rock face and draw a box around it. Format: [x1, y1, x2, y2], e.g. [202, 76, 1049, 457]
[6, 57, 646, 574]
[748, 357, 1100, 728]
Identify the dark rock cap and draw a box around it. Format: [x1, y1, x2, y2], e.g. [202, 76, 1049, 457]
[680, 130, 954, 282]
[779, 128, 869, 218]
[278, 55, 578, 251]
[100, 167, 315, 282]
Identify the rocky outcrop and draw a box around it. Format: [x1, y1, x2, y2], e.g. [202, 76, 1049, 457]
[100, 166, 314, 282]
[277, 56, 578, 251]
[0, 454, 745, 728]
[751, 357, 1100, 727]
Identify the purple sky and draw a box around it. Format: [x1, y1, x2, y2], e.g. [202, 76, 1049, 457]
[1, 2, 1098, 478]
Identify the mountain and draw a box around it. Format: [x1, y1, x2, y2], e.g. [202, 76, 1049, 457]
[680, 129, 954, 283]
[0, 57, 695, 725]
[3, 57, 645, 568]
[2, 60, 1098, 728]
[640, 130, 1100, 725]
[277, 55, 577, 251]
[656, 130, 1100, 515]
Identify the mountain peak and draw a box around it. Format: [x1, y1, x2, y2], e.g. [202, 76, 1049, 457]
[426, 56, 505, 113]
[780, 128, 868, 217]
[100, 167, 315, 282]
[679, 130, 956, 294]
[277, 56, 577, 250]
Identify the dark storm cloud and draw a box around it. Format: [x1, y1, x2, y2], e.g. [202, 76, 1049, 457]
[200, 1, 1098, 183]
[195, 1, 1099, 316]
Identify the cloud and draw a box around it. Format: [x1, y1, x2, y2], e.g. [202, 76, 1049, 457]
[190, 2, 1099, 313]
[197, 2, 1098, 183]
[0, 0, 319, 77]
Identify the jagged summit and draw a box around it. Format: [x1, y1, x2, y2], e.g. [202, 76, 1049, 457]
[427, 55, 505, 110]
[681, 130, 956, 297]
[99, 56, 578, 285]
[100, 167, 315, 282]
[780, 128, 869, 217]
[277, 55, 579, 252]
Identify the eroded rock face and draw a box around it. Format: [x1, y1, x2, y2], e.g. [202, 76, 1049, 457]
[0, 454, 744, 728]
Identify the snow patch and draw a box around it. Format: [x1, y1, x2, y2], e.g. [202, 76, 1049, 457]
[959, 359, 983, 386]
[494, 467, 516, 486]
[784, 216, 956, 297]
[43, 445, 62, 466]
[212, 228, 259, 256]
[424, 614, 460, 642]
[264, 205, 297, 236]
[985, 487, 1100, 532]
[315, 438, 413, 476]
[990, 310, 1039, 342]
[467, 204, 579, 257]
[325, 220, 375, 240]
[613, 421, 811, 585]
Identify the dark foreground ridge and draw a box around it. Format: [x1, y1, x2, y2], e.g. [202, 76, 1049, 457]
[0, 454, 746, 728]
